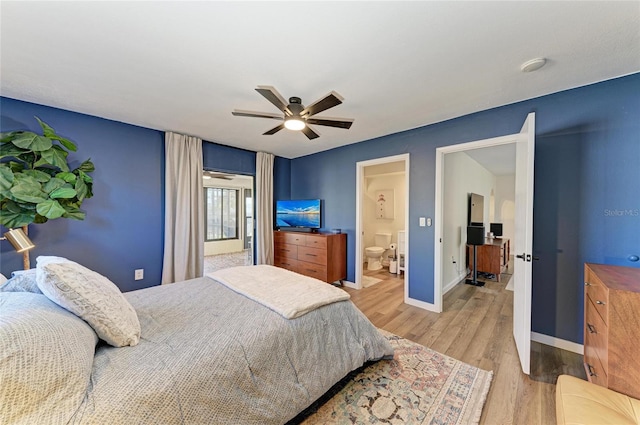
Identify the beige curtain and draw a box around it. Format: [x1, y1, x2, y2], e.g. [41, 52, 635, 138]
[161, 132, 204, 284]
[256, 152, 274, 265]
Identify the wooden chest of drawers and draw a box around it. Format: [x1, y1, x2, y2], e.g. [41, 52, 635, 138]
[273, 231, 347, 284]
[583, 263, 640, 399]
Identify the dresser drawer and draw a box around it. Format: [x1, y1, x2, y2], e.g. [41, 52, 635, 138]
[298, 246, 327, 265]
[585, 297, 609, 376]
[585, 271, 609, 325]
[274, 257, 299, 273]
[275, 243, 298, 260]
[297, 261, 327, 281]
[283, 232, 306, 245]
[584, 345, 608, 388]
[304, 235, 327, 249]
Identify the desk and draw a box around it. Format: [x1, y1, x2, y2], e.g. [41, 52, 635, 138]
[467, 238, 510, 282]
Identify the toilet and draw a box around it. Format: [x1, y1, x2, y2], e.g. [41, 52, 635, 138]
[365, 233, 392, 271]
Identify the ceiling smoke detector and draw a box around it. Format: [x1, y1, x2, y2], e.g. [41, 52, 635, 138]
[520, 58, 547, 73]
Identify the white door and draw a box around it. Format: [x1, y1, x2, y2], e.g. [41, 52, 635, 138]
[513, 112, 536, 375]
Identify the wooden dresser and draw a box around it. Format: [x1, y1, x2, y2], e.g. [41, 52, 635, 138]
[273, 231, 347, 284]
[467, 238, 510, 282]
[584, 263, 640, 399]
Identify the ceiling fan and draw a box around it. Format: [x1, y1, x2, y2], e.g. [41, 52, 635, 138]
[232, 86, 354, 140]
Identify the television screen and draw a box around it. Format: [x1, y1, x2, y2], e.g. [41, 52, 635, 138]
[276, 199, 321, 229]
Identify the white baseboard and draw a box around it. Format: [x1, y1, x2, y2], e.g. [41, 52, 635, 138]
[404, 295, 440, 313]
[531, 331, 584, 355]
[443, 272, 467, 295]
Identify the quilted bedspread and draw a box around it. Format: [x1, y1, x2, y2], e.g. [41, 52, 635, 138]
[68, 276, 393, 424]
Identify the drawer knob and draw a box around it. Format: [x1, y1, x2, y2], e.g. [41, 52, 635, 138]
[584, 282, 591, 286]
[596, 300, 606, 305]
[587, 323, 596, 334]
[587, 364, 598, 377]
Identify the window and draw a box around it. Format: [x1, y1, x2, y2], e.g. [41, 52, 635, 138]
[205, 187, 238, 241]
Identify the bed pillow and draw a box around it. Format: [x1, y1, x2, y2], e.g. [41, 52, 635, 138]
[0, 292, 98, 424]
[0, 269, 42, 294]
[36, 256, 141, 347]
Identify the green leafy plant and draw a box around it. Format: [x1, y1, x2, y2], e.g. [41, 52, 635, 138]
[0, 117, 95, 228]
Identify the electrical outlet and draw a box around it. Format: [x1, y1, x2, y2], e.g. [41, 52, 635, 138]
[134, 269, 144, 280]
[452, 256, 456, 264]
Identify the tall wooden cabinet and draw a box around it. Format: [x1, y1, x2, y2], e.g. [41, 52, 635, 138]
[273, 231, 347, 284]
[583, 263, 640, 399]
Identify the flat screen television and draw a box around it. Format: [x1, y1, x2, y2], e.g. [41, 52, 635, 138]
[276, 199, 321, 229]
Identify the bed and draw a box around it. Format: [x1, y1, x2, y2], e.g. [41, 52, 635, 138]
[0, 259, 393, 425]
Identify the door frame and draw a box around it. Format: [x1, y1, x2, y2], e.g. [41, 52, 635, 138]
[350, 153, 410, 290]
[434, 133, 523, 312]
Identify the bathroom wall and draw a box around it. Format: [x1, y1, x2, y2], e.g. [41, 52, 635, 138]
[363, 162, 406, 262]
[442, 151, 496, 290]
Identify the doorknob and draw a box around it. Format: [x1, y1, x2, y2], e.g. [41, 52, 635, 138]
[516, 253, 526, 260]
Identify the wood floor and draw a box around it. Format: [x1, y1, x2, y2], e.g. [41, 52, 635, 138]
[345, 266, 586, 425]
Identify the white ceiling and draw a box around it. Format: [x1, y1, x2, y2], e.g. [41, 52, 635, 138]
[1, 2, 639, 159]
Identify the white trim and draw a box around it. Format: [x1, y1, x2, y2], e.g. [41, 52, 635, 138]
[341, 280, 357, 289]
[356, 154, 410, 292]
[404, 296, 439, 313]
[531, 332, 584, 355]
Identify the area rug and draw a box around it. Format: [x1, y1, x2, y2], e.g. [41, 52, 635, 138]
[362, 276, 383, 288]
[296, 330, 493, 425]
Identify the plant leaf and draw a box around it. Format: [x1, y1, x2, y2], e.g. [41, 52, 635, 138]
[10, 180, 48, 203]
[61, 205, 86, 220]
[56, 171, 77, 184]
[36, 199, 66, 219]
[21, 169, 52, 183]
[74, 159, 95, 173]
[35, 117, 78, 152]
[50, 186, 77, 199]
[43, 177, 66, 194]
[1, 131, 20, 143]
[10, 132, 53, 151]
[0, 165, 14, 191]
[74, 176, 88, 201]
[39, 146, 70, 172]
[0, 208, 35, 228]
[0, 143, 29, 159]
[34, 214, 48, 224]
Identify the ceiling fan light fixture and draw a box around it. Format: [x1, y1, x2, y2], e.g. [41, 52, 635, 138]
[284, 116, 306, 131]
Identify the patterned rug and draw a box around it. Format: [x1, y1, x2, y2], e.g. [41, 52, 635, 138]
[293, 330, 493, 425]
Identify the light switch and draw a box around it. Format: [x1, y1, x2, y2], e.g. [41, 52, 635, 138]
[427, 218, 432, 227]
[419, 217, 426, 227]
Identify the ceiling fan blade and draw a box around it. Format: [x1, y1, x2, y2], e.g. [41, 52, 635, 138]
[306, 117, 354, 129]
[301, 91, 344, 117]
[301, 125, 320, 140]
[255, 86, 291, 115]
[263, 123, 285, 135]
[232, 109, 283, 120]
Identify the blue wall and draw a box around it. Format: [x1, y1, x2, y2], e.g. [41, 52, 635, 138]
[288, 73, 640, 344]
[1, 98, 164, 291]
[1, 98, 265, 291]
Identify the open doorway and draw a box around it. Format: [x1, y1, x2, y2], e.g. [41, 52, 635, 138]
[434, 112, 536, 374]
[351, 154, 409, 292]
[202, 170, 254, 273]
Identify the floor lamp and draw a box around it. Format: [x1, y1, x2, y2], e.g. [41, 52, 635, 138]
[465, 225, 485, 287]
[2, 226, 35, 270]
